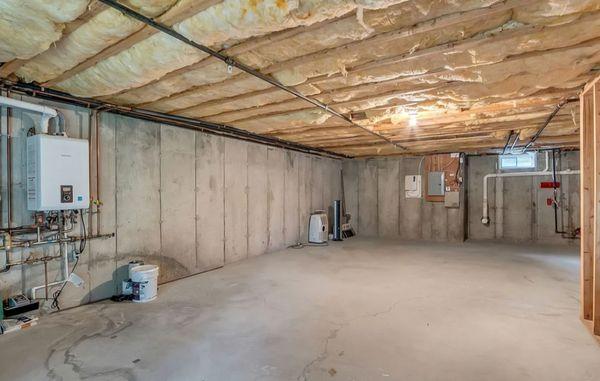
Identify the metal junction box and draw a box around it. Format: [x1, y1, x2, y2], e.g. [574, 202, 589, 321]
[27, 134, 90, 211]
[427, 171, 445, 196]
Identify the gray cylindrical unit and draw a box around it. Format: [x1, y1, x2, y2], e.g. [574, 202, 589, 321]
[332, 200, 342, 241]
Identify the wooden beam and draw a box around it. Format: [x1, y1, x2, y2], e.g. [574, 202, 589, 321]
[42, 0, 223, 86]
[206, 72, 568, 125]
[262, 0, 523, 75]
[135, 4, 598, 118]
[334, 133, 580, 157]
[109, 14, 346, 101]
[581, 91, 595, 322]
[287, 118, 579, 146]
[594, 82, 600, 336]
[162, 28, 597, 120]
[114, 0, 534, 107]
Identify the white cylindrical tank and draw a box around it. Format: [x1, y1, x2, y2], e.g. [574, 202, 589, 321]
[130, 265, 159, 303]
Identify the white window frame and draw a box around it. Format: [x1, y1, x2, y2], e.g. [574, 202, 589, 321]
[498, 152, 537, 171]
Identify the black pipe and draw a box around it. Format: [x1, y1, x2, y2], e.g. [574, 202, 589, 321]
[509, 131, 519, 152]
[6, 90, 12, 230]
[522, 99, 578, 151]
[502, 130, 513, 154]
[0, 79, 348, 159]
[551, 149, 567, 235]
[332, 200, 342, 241]
[97, 0, 406, 152]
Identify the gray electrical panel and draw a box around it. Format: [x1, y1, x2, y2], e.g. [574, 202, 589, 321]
[428, 171, 445, 196]
[445, 191, 460, 208]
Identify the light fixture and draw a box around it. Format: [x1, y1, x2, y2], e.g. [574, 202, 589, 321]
[408, 110, 418, 127]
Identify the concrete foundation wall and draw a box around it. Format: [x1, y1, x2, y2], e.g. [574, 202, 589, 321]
[467, 152, 580, 244]
[344, 153, 580, 245]
[343, 157, 466, 241]
[0, 95, 341, 309]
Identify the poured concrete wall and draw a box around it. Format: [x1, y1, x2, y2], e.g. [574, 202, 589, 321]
[0, 94, 341, 309]
[344, 153, 580, 244]
[467, 152, 580, 244]
[343, 157, 466, 241]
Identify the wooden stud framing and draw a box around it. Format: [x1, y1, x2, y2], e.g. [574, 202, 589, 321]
[580, 74, 600, 336]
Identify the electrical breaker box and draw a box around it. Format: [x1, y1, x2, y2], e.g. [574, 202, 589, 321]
[428, 171, 445, 196]
[404, 175, 421, 198]
[27, 134, 90, 211]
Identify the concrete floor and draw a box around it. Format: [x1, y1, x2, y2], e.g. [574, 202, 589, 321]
[1, 238, 598, 381]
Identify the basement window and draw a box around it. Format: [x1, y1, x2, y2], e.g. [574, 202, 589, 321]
[499, 152, 536, 170]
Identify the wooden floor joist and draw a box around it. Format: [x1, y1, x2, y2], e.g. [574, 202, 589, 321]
[0, 0, 107, 78]
[42, 0, 223, 87]
[2, 0, 599, 155]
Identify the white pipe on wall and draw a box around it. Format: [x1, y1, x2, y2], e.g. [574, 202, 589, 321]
[30, 240, 69, 300]
[481, 152, 579, 225]
[0, 95, 57, 134]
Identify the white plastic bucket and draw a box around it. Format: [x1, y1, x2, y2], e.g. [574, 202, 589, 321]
[128, 260, 144, 278]
[130, 265, 159, 303]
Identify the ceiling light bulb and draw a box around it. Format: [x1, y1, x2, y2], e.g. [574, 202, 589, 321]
[409, 113, 418, 127]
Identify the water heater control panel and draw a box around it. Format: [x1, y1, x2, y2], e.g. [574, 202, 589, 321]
[27, 134, 90, 211]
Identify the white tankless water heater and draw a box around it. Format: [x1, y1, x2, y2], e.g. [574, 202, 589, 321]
[308, 212, 329, 244]
[27, 134, 90, 211]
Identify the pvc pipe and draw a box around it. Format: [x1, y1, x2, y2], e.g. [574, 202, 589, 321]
[0, 95, 57, 134]
[481, 152, 579, 225]
[31, 240, 68, 300]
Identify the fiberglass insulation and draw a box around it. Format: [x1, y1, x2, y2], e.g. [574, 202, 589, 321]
[0, 0, 89, 62]
[110, 0, 599, 113]
[52, 0, 410, 97]
[16, 0, 178, 83]
[108, 0, 504, 106]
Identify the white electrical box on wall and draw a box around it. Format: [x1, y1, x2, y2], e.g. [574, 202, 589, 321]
[404, 175, 421, 198]
[27, 134, 90, 211]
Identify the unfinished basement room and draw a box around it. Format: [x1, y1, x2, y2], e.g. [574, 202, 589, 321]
[1, 0, 600, 380]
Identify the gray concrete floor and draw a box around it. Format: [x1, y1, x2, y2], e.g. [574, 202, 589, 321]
[1, 238, 598, 381]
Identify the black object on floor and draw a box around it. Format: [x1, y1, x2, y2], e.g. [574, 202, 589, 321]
[110, 294, 134, 302]
[3, 295, 39, 317]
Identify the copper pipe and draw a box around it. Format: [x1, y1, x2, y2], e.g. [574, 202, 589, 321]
[95, 110, 101, 235]
[44, 260, 48, 301]
[0, 233, 114, 251]
[88, 111, 94, 235]
[6, 90, 12, 229]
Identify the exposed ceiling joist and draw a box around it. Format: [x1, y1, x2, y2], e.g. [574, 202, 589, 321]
[42, 0, 223, 87]
[97, 0, 408, 152]
[2, 0, 597, 156]
[0, 0, 108, 78]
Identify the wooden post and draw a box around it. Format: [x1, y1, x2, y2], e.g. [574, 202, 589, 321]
[580, 92, 594, 321]
[594, 84, 600, 335]
[581, 75, 600, 336]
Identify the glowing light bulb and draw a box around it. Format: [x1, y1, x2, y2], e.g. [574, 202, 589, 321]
[408, 111, 418, 127]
